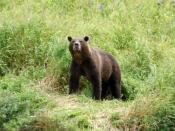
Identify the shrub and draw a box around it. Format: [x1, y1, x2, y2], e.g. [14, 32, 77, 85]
[0, 75, 47, 130]
[0, 19, 53, 75]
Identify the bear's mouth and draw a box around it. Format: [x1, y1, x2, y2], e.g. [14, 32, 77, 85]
[73, 46, 81, 51]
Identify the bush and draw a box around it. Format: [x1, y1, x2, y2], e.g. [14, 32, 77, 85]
[111, 88, 175, 130]
[45, 38, 70, 92]
[0, 75, 47, 130]
[0, 19, 53, 75]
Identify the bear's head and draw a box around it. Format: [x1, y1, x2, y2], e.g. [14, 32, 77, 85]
[67, 36, 90, 62]
[67, 36, 89, 52]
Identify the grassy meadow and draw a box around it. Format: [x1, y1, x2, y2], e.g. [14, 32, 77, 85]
[0, 0, 175, 130]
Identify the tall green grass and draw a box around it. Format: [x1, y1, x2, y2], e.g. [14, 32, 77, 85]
[0, 74, 47, 130]
[0, 0, 175, 130]
[0, 19, 53, 75]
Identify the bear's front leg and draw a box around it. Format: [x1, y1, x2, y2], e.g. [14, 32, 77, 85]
[90, 74, 102, 100]
[69, 61, 81, 94]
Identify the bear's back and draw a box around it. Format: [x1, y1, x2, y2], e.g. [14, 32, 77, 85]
[93, 49, 118, 81]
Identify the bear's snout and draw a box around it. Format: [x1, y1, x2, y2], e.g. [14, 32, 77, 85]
[75, 42, 79, 46]
[73, 41, 81, 51]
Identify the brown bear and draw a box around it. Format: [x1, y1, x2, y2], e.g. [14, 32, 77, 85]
[68, 36, 121, 100]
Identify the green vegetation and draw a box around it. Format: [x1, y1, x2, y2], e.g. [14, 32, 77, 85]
[0, 0, 175, 130]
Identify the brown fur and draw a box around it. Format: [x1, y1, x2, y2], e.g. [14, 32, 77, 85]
[68, 36, 121, 100]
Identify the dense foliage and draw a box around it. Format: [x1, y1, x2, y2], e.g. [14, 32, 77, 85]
[0, 0, 175, 130]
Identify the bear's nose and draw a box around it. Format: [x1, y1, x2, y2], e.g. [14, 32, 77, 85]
[75, 43, 79, 46]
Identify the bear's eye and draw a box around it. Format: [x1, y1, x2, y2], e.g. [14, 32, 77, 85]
[72, 40, 75, 43]
[79, 40, 83, 43]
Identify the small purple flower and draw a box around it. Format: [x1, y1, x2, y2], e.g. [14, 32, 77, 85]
[99, 3, 104, 11]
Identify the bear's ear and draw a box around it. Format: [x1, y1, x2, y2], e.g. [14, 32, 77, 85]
[84, 36, 89, 42]
[67, 36, 72, 42]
